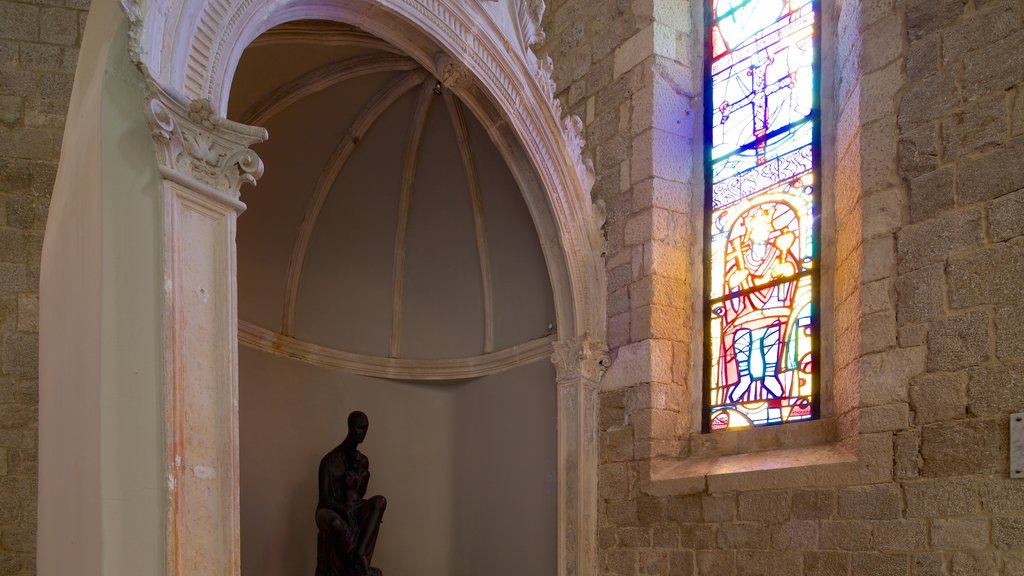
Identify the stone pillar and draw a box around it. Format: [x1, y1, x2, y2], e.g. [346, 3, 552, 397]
[143, 81, 266, 576]
[552, 335, 609, 576]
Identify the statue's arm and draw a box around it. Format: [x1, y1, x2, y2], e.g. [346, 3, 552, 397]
[357, 469, 369, 500]
[318, 457, 343, 512]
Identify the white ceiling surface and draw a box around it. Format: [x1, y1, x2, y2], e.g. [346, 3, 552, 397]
[229, 27, 556, 361]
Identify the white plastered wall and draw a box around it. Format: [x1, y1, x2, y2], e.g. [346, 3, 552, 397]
[450, 361, 558, 576]
[38, 0, 167, 574]
[238, 348, 458, 576]
[239, 351, 557, 576]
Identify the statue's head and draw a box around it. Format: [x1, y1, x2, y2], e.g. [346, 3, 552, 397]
[347, 411, 369, 444]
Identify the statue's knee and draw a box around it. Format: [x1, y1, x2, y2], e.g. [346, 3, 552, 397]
[370, 495, 387, 511]
[330, 517, 345, 533]
[315, 508, 337, 532]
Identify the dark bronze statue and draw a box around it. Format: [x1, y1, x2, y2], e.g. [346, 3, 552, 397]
[315, 411, 387, 576]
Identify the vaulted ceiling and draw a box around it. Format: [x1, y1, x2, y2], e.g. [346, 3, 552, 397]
[228, 22, 556, 365]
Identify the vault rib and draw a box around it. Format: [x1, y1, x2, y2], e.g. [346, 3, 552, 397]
[280, 69, 428, 335]
[247, 22, 404, 53]
[389, 80, 435, 358]
[443, 92, 495, 353]
[240, 54, 418, 125]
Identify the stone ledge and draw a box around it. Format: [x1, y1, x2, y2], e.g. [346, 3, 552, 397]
[688, 417, 836, 458]
[642, 433, 893, 496]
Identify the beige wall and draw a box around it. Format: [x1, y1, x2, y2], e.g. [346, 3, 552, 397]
[38, 1, 165, 574]
[97, 16, 165, 574]
[451, 359, 557, 576]
[238, 346, 457, 576]
[238, 348, 557, 576]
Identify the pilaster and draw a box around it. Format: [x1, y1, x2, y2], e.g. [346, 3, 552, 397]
[552, 335, 609, 576]
[143, 79, 267, 576]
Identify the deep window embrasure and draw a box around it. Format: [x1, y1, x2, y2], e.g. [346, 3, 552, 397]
[703, 0, 822, 431]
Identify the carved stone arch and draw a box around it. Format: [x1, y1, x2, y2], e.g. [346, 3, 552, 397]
[129, 0, 605, 339]
[120, 1, 608, 575]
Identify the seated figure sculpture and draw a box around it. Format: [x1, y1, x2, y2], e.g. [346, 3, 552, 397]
[315, 411, 387, 576]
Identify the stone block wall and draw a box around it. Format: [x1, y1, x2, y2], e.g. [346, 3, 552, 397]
[0, 0, 87, 572]
[539, 0, 700, 462]
[543, 0, 1024, 573]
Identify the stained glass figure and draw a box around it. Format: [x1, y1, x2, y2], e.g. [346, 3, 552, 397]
[704, 0, 820, 431]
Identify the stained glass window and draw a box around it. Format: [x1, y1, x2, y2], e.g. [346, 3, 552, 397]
[703, 0, 820, 431]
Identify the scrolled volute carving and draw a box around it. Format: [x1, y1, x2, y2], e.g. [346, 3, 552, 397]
[561, 113, 595, 190]
[535, 54, 557, 103]
[508, 0, 596, 194]
[591, 197, 608, 256]
[515, 0, 546, 51]
[552, 334, 609, 384]
[118, 0, 145, 64]
[143, 80, 268, 197]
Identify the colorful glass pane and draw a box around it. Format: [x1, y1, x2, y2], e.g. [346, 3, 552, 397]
[703, 0, 820, 431]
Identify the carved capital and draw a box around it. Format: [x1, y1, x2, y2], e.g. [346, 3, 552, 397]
[552, 334, 609, 385]
[144, 80, 268, 197]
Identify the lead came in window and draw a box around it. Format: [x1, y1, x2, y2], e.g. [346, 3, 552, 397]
[703, 0, 821, 431]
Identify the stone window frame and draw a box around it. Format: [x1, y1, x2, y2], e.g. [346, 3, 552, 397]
[626, 0, 897, 496]
[687, 0, 838, 444]
[696, 0, 831, 438]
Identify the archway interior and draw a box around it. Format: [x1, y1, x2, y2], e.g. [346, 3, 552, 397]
[228, 21, 559, 576]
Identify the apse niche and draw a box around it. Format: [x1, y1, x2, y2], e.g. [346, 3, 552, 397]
[227, 22, 558, 576]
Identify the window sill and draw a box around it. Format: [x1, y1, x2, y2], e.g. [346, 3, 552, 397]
[689, 417, 835, 458]
[643, 432, 892, 495]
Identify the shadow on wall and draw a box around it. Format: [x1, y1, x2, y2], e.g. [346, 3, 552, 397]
[452, 363, 558, 576]
[238, 347, 557, 576]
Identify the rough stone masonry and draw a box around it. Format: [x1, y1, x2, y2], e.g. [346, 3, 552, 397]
[0, 0, 87, 572]
[539, 0, 1024, 573]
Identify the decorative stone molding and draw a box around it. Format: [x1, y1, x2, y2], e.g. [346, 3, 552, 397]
[129, 0, 593, 180]
[144, 81, 267, 201]
[118, 0, 143, 64]
[239, 320, 554, 380]
[552, 334, 610, 385]
[551, 334, 607, 576]
[514, 0, 546, 50]
[125, 1, 601, 319]
[123, 2, 609, 575]
[246, 21, 403, 51]
[508, 0, 596, 192]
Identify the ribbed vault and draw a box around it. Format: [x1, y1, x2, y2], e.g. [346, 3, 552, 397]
[229, 21, 556, 375]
